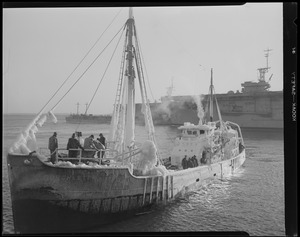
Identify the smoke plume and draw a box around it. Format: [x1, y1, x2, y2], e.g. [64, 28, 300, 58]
[192, 94, 205, 125]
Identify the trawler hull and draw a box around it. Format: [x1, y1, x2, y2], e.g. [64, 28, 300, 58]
[7, 150, 245, 233]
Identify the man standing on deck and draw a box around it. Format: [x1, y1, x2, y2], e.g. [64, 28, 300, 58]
[48, 132, 58, 163]
[67, 133, 84, 158]
[182, 155, 188, 169]
[83, 135, 97, 158]
[97, 133, 106, 158]
[76, 131, 84, 147]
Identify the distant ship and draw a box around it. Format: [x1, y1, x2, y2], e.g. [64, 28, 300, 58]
[66, 103, 112, 124]
[136, 49, 283, 129]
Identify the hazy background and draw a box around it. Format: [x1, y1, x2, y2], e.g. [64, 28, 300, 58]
[3, 3, 283, 115]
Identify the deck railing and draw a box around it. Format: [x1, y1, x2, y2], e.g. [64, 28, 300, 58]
[39, 147, 141, 165]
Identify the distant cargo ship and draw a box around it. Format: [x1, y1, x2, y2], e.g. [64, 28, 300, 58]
[135, 49, 283, 129]
[65, 103, 112, 124]
[65, 113, 112, 124]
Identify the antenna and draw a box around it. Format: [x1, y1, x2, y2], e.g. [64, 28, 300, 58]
[257, 49, 272, 82]
[264, 48, 272, 70]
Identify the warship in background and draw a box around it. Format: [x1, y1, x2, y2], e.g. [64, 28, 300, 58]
[65, 102, 112, 124]
[135, 49, 283, 129]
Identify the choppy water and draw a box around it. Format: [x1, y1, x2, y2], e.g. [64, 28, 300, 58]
[2, 114, 285, 236]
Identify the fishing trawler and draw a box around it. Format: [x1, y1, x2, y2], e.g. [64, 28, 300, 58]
[7, 8, 245, 234]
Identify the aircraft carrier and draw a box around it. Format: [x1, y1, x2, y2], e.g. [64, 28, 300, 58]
[135, 49, 283, 129]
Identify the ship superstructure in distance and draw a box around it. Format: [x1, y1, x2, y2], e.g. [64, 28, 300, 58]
[136, 49, 283, 129]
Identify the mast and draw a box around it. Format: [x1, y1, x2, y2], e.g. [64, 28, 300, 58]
[76, 102, 80, 115]
[124, 7, 136, 149]
[264, 48, 272, 69]
[209, 68, 213, 122]
[257, 48, 272, 82]
[166, 78, 174, 98]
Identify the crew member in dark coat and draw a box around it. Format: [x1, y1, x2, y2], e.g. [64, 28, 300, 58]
[201, 150, 207, 164]
[182, 155, 188, 169]
[187, 157, 194, 168]
[97, 133, 106, 158]
[48, 132, 58, 163]
[192, 155, 198, 167]
[67, 133, 84, 158]
[83, 135, 97, 158]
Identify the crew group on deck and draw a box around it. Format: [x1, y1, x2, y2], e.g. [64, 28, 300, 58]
[180, 153, 214, 169]
[48, 132, 106, 163]
[181, 155, 199, 169]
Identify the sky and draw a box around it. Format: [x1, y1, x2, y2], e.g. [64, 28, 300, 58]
[3, 3, 283, 115]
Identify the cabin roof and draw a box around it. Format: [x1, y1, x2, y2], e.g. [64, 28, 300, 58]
[178, 123, 210, 131]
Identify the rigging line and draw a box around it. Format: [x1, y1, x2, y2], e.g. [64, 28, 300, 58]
[50, 23, 126, 111]
[36, 8, 124, 117]
[134, 38, 153, 118]
[203, 87, 211, 123]
[213, 87, 225, 129]
[111, 34, 128, 123]
[133, 39, 164, 165]
[133, 24, 155, 102]
[85, 24, 126, 116]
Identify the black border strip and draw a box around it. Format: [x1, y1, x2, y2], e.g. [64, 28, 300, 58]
[283, 2, 298, 237]
[2, 2, 297, 236]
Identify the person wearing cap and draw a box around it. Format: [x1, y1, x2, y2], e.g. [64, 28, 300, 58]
[77, 131, 84, 147]
[48, 132, 58, 163]
[181, 155, 188, 169]
[83, 135, 97, 158]
[67, 133, 84, 158]
[97, 133, 106, 158]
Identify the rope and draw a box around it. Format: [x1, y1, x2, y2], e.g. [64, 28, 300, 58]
[133, 31, 165, 165]
[36, 8, 123, 116]
[134, 24, 155, 102]
[50, 23, 126, 111]
[86, 27, 126, 115]
[75, 24, 126, 131]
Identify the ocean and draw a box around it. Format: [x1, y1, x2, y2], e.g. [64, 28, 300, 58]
[2, 114, 285, 236]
